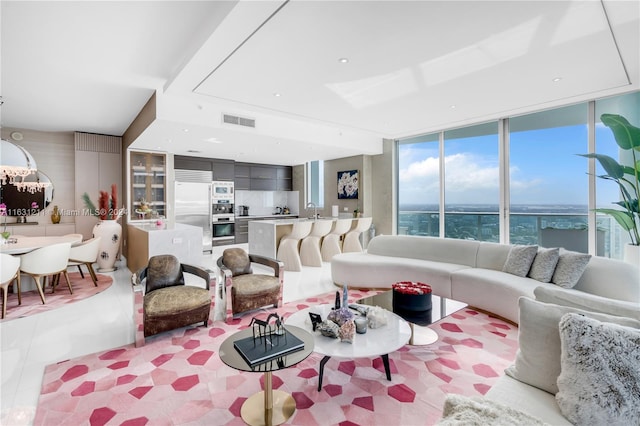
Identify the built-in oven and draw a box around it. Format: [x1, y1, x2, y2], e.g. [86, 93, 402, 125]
[212, 214, 235, 245]
[212, 200, 235, 245]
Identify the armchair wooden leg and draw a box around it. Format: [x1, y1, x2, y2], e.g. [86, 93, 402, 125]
[77, 265, 85, 279]
[61, 270, 73, 294]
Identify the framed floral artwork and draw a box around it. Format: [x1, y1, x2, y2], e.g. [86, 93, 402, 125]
[337, 169, 359, 199]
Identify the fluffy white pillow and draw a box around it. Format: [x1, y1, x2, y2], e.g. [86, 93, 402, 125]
[556, 313, 640, 425]
[551, 249, 591, 288]
[527, 247, 560, 283]
[534, 286, 640, 321]
[437, 394, 549, 426]
[505, 297, 640, 394]
[502, 245, 538, 277]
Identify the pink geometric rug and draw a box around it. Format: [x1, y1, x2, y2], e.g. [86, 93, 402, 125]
[35, 289, 518, 426]
[1, 272, 113, 322]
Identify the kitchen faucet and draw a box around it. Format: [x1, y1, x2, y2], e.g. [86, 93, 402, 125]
[306, 202, 317, 220]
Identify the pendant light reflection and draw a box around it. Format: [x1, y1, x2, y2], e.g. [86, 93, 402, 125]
[0, 139, 48, 193]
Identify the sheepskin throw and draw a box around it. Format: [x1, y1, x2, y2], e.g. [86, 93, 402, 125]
[556, 313, 640, 425]
[437, 394, 549, 426]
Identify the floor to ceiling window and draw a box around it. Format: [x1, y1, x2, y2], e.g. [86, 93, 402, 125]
[397, 133, 440, 236]
[444, 123, 499, 242]
[509, 104, 590, 251]
[595, 92, 640, 259]
[396, 90, 639, 259]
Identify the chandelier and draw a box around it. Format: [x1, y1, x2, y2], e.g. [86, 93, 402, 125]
[1, 139, 43, 192]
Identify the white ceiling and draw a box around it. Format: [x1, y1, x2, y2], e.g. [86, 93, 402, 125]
[1, 1, 638, 166]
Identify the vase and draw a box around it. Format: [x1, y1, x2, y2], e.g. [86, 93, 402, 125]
[623, 244, 640, 268]
[92, 219, 122, 272]
[51, 205, 61, 224]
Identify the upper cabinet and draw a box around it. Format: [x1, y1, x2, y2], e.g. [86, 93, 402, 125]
[212, 160, 235, 181]
[130, 151, 166, 219]
[173, 156, 292, 191]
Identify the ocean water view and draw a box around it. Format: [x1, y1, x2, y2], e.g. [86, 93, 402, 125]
[398, 204, 623, 259]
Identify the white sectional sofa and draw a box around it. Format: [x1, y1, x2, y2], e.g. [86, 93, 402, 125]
[331, 234, 639, 324]
[331, 235, 640, 424]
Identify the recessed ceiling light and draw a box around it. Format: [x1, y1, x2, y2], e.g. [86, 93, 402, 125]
[338, 57, 349, 63]
[183, 128, 189, 132]
[552, 77, 562, 82]
[205, 137, 221, 143]
[187, 149, 202, 153]
[450, 105, 457, 109]
[273, 93, 281, 97]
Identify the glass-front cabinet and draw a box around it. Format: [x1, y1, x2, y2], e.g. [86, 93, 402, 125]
[129, 151, 166, 219]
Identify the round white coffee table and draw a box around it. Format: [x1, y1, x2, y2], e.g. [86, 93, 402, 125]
[286, 304, 411, 391]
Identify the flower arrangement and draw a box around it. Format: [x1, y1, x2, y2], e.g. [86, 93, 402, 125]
[82, 184, 122, 220]
[0, 203, 9, 240]
[392, 281, 432, 295]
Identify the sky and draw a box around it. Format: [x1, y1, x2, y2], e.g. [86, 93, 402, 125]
[398, 122, 622, 208]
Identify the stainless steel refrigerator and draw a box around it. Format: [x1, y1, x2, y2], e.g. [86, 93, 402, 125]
[175, 180, 212, 253]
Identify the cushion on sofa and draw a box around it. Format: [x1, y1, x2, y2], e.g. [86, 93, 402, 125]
[551, 249, 591, 288]
[486, 375, 572, 426]
[437, 394, 549, 426]
[502, 245, 538, 277]
[556, 313, 640, 425]
[527, 247, 560, 283]
[534, 285, 640, 321]
[505, 297, 640, 394]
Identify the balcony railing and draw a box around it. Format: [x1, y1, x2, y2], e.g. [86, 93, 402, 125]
[398, 210, 623, 259]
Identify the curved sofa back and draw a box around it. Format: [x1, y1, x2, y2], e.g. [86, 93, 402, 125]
[367, 235, 480, 266]
[367, 235, 639, 303]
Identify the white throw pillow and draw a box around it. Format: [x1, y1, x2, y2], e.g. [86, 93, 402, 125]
[534, 286, 640, 321]
[551, 249, 591, 288]
[502, 245, 538, 277]
[556, 313, 640, 425]
[527, 247, 560, 283]
[505, 297, 640, 395]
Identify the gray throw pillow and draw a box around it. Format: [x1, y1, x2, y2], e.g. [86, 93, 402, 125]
[505, 297, 640, 395]
[556, 313, 640, 425]
[502, 245, 538, 277]
[527, 247, 560, 283]
[534, 286, 640, 321]
[551, 249, 591, 288]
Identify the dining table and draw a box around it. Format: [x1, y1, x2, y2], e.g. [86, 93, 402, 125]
[0, 234, 83, 255]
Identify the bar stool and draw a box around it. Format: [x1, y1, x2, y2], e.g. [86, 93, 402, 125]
[300, 220, 334, 267]
[277, 221, 313, 271]
[321, 218, 353, 262]
[342, 217, 372, 253]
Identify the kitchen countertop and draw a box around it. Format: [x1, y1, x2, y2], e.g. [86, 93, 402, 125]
[235, 214, 298, 219]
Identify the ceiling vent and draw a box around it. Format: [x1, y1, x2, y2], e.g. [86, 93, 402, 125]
[222, 113, 256, 128]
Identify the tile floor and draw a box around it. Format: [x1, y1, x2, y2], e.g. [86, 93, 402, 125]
[0, 243, 338, 424]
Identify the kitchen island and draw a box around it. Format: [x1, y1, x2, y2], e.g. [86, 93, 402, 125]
[248, 217, 359, 260]
[127, 222, 204, 273]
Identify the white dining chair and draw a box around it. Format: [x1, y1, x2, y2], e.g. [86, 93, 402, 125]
[321, 218, 354, 262]
[342, 217, 373, 253]
[277, 221, 313, 271]
[67, 237, 101, 286]
[0, 253, 21, 319]
[19, 242, 72, 304]
[300, 220, 334, 267]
